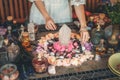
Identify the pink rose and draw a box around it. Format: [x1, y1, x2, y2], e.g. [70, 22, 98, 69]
[67, 42, 74, 52]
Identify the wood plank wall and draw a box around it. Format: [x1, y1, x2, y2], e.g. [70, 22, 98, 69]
[86, 0, 100, 12]
[0, 0, 100, 23]
[0, 0, 31, 23]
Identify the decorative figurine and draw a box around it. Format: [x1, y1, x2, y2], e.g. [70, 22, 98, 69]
[95, 39, 106, 55]
[19, 25, 24, 41]
[91, 24, 104, 45]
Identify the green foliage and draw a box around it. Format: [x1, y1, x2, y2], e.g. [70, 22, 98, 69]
[105, 2, 120, 24]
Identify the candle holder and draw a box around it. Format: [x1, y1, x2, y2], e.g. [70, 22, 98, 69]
[32, 57, 48, 73]
[108, 34, 119, 52]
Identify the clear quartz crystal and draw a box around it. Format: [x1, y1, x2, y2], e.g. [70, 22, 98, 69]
[59, 24, 71, 45]
[28, 23, 35, 41]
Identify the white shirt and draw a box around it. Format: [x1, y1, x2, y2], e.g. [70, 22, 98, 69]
[29, 0, 86, 25]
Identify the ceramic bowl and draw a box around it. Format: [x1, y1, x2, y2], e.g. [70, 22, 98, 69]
[108, 53, 120, 75]
[108, 64, 120, 76]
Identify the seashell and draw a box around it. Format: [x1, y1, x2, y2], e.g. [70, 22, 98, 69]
[70, 58, 79, 66]
[55, 59, 63, 66]
[47, 56, 56, 65]
[62, 59, 71, 67]
[48, 33, 54, 39]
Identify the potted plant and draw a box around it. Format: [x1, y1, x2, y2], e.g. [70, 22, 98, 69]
[105, 2, 120, 25]
[105, 2, 120, 51]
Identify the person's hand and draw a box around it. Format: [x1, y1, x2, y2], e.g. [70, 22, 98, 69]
[80, 27, 90, 44]
[45, 17, 57, 30]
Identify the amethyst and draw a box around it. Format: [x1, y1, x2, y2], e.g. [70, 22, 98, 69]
[84, 42, 93, 51]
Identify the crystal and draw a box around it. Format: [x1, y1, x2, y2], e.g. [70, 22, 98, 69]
[59, 24, 71, 45]
[48, 65, 56, 74]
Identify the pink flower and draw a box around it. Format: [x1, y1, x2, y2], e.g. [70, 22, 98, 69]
[53, 42, 61, 51]
[73, 42, 78, 47]
[66, 53, 72, 58]
[60, 45, 66, 52]
[67, 42, 74, 52]
[53, 41, 74, 52]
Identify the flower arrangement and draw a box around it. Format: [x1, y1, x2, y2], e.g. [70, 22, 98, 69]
[33, 33, 94, 67]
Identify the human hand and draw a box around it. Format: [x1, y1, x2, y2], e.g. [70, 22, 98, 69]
[80, 27, 90, 44]
[45, 17, 57, 30]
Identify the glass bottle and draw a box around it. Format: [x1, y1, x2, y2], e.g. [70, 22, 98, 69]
[87, 16, 95, 30]
[21, 32, 32, 52]
[12, 20, 19, 38]
[7, 26, 14, 45]
[7, 43, 20, 62]
[4, 16, 13, 29]
[28, 22, 35, 41]
[12, 20, 18, 30]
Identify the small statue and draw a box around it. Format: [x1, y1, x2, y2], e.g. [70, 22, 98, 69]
[91, 24, 104, 45]
[19, 25, 24, 41]
[95, 39, 106, 55]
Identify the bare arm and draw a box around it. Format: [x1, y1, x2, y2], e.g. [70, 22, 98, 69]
[74, 5, 90, 43]
[74, 5, 86, 28]
[34, 0, 57, 30]
[34, 1, 50, 20]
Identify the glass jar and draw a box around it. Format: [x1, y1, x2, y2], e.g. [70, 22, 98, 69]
[0, 64, 19, 80]
[21, 32, 32, 52]
[32, 57, 48, 73]
[7, 43, 20, 62]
